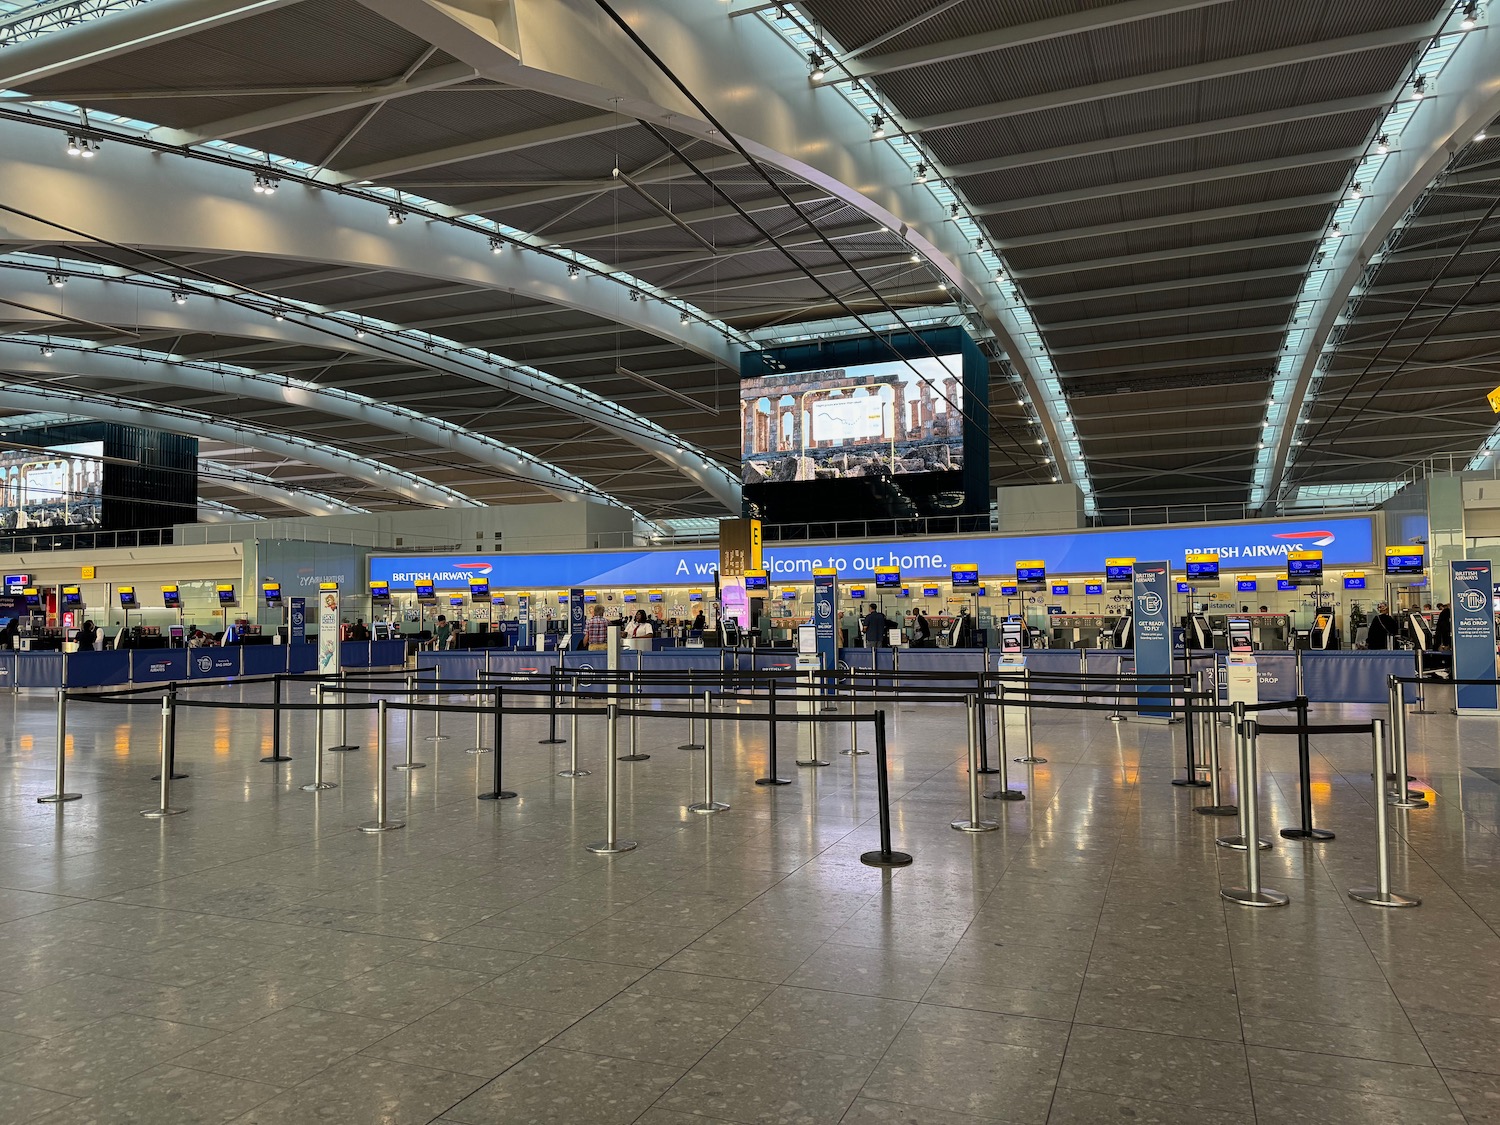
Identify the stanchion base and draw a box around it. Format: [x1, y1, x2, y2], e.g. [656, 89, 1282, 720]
[37, 793, 81, 803]
[860, 849, 913, 868]
[150, 772, 189, 781]
[1171, 777, 1211, 788]
[839, 749, 870, 756]
[984, 789, 1025, 801]
[299, 781, 338, 791]
[585, 839, 638, 854]
[820, 705, 838, 713]
[558, 769, 591, 778]
[259, 755, 293, 763]
[679, 742, 705, 750]
[538, 738, 565, 745]
[755, 777, 792, 786]
[976, 766, 1000, 775]
[140, 807, 185, 818]
[466, 747, 492, 755]
[357, 819, 404, 833]
[1280, 827, 1335, 841]
[1389, 791, 1430, 808]
[1221, 886, 1289, 907]
[795, 759, 831, 768]
[688, 801, 729, 815]
[393, 762, 427, 771]
[1015, 756, 1047, 764]
[426, 735, 452, 743]
[1108, 714, 1126, 723]
[327, 745, 360, 753]
[1194, 804, 1238, 817]
[617, 754, 651, 762]
[1348, 886, 1420, 908]
[951, 818, 1000, 832]
[477, 790, 517, 800]
[1217, 834, 1273, 851]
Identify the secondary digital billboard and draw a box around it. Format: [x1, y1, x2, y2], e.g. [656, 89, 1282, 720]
[0, 441, 104, 531]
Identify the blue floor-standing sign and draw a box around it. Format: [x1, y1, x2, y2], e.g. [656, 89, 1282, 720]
[1133, 559, 1173, 720]
[1451, 560, 1497, 713]
[517, 595, 531, 650]
[569, 588, 585, 652]
[814, 568, 838, 683]
[290, 598, 306, 646]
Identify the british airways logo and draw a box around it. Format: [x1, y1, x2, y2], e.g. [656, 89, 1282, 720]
[1274, 529, 1336, 548]
[454, 562, 493, 576]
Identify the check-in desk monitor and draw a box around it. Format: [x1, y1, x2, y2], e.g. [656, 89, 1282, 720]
[1112, 614, 1132, 648]
[1185, 614, 1212, 649]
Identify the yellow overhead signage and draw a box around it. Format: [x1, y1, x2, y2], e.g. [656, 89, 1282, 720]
[1287, 550, 1323, 561]
[1385, 546, 1423, 556]
[1489, 385, 1500, 413]
[1186, 552, 1220, 563]
[81, 566, 95, 580]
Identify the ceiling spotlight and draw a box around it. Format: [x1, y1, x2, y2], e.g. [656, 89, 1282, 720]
[915, 163, 928, 183]
[936, 281, 948, 291]
[488, 235, 504, 254]
[65, 132, 98, 158]
[1478, 129, 1490, 142]
[46, 272, 66, 288]
[355, 327, 366, 338]
[807, 51, 825, 81]
[40, 345, 53, 358]
[1461, 2, 1478, 30]
[1412, 75, 1427, 100]
[567, 264, 580, 280]
[1349, 182, 1362, 199]
[1051, 474, 1059, 482]
[1330, 222, 1343, 237]
[387, 206, 406, 225]
[273, 308, 285, 321]
[680, 311, 691, 325]
[870, 113, 885, 138]
[1257, 441, 1266, 449]
[171, 290, 188, 305]
[65, 134, 80, 156]
[949, 203, 959, 218]
[909, 251, 921, 264]
[252, 172, 278, 194]
[629, 289, 641, 302]
[1376, 133, 1391, 154]
[1035, 438, 1044, 446]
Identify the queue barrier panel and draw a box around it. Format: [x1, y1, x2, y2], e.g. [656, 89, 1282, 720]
[188, 650, 242, 679]
[65, 650, 132, 688]
[132, 649, 189, 683]
[14, 652, 63, 689]
[241, 645, 287, 678]
[0, 651, 16, 689]
[288, 643, 317, 674]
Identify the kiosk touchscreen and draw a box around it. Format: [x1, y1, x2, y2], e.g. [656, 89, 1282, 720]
[1112, 614, 1132, 648]
[168, 625, 186, 647]
[1310, 611, 1337, 649]
[1185, 614, 1212, 649]
[1224, 617, 1258, 707]
[998, 621, 1027, 668]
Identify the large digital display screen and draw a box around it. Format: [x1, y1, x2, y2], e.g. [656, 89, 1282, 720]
[0, 441, 104, 531]
[1105, 560, 1133, 584]
[1186, 555, 1220, 580]
[1385, 549, 1424, 575]
[743, 572, 768, 591]
[1287, 553, 1323, 584]
[875, 569, 901, 589]
[1016, 563, 1045, 585]
[741, 354, 965, 485]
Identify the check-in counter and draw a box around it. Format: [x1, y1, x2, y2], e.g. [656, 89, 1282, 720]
[1046, 614, 1121, 650]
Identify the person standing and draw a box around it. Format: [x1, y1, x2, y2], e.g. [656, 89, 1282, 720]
[912, 609, 932, 648]
[626, 610, 653, 651]
[585, 605, 609, 652]
[863, 604, 891, 648]
[434, 614, 451, 651]
[1364, 603, 1398, 650]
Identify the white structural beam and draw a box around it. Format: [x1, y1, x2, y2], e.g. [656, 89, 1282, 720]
[907, 22, 1439, 132]
[201, 459, 368, 516]
[1264, 19, 1500, 504]
[546, 187, 832, 246]
[197, 498, 265, 522]
[354, 0, 1061, 483]
[828, 0, 1232, 83]
[341, 113, 629, 182]
[149, 62, 479, 145]
[0, 382, 475, 507]
[0, 125, 740, 508]
[994, 193, 1343, 250]
[0, 273, 630, 507]
[0, 0, 302, 87]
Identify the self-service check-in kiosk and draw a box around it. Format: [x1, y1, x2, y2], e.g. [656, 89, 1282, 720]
[997, 621, 1027, 672]
[1224, 617, 1258, 709]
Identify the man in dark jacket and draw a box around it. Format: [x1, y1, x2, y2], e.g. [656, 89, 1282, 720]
[1364, 603, 1398, 650]
[863, 605, 891, 648]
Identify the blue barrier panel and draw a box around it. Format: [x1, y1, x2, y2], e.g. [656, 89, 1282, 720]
[419, 651, 485, 685]
[288, 644, 317, 674]
[15, 652, 63, 688]
[189, 650, 242, 679]
[66, 650, 131, 687]
[339, 641, 372, 668]
[896, 649, 986, 687]
[1301, 650, 1418, 705]
[132, 649, 188, 683]
[370, 639, 406, 668]
[241, 645, 287, 678]
[0, 652, 16, 690]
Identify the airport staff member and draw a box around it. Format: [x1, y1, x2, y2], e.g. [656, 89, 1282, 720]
[1364, 603, 1399, 650]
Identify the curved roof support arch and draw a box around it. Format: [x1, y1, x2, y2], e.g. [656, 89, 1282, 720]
[200, 459, 369, 516]
[1260, 18, 1500, 508]
[0, 258, 736, 509]
[0, 381, 478, 508]
[355, 0, 1065, 483]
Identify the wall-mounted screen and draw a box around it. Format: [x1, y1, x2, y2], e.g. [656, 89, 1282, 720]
[896, 587, 910, 597]
[414, 582, 435, 601]
[1016, 561, 1045, 585]
[61, 586, 81, 606]
[1000, 584, 1018, 596]
[216, 584, 236, 604]
[0, 440, 104, 531]
[875, 568, 901, 589]
[1176, 582, 1191, 594]
[1237, 579, 1257, 592]
[1186, 554, 1220, 580]
[922, 586, 940, 597]
[648, 592, 663, 602]
[449, 597, 464, 607]
[951, 564, 979, 587]
[623, 592, 638, 603]
[1277, 579, 1295, 590]
[780, 589, 798, 600]
[1345, 576, 1366, 590]
[1105, 559, 1133, 584]
[1051, 583, 1069, 596]
[689, 591, 704, 601]
[262, 582, 282, 605]
[743, 571, 768, 591]
[162, 586, 181, 608]
[370, 581, 390, 603]
[119, 587, 137, 608]
[1287, 552, 1323, 585]
[1085, 582, 1103, 595]
[1385, 548, 1424, 575]
[468, 580, 489, 600]
[849, 587, 867, 599]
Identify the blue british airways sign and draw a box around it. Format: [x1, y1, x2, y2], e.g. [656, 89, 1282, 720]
[368, 517, 1375, 591]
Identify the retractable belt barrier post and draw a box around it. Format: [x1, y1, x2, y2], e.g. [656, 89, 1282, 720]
[680, 669, 703, 749]
[394, 678, 426, 773]
[1221, 719, 1288, 907]
[843, 675, 867, 756]
[586, 704, 637, 854]
[1172, 681, 1208, 788]
[860, 711, 912, 868]
[1350, 719, 1421, 908]
[260, 674, 291, 763]
[1194, 683, 1235, 817]
[976, 673, 997, 774]
[38, 688, 81, 804]
[984, 683, 1024, 802]
[1280, 695, 1334, 842]
[1218, 702, 1271, 852]
[619, 671, 649, 762]
[688, 690, 728, 815]
[478, 684, 516, 800]
[1413, 648, 1432, 714]
[426, 673, 449, 743]
[358, 699, 403, 833]
[756, 678, 790, 785]
[796, 665, 829, 768]
[1014, 669, 1045, 764]
[329, 669, 359, 753]
[151, 682, 187, 783]
[467, 683, 490, 755]
[540, 665, 564, 745]
[953, 695, 999, 833]
[559, 678, 589, 778]
[141, 692, 184, 819]
[300, 683, 337, 792]
[1387, 676, 1427, 809]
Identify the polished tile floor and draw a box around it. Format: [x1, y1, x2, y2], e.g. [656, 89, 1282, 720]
[0, 675, 1495, 1124]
